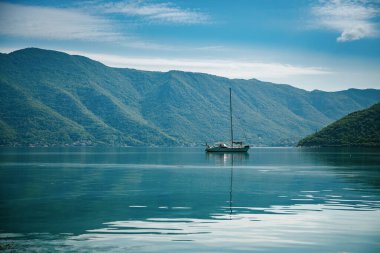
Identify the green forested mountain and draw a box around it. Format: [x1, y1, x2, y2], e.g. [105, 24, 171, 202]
[1, 48, 380, 146]
[297, 103, 380, 147]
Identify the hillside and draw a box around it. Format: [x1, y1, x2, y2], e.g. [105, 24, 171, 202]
[1, 48, 380, 147]
[297, 103, 380, 147]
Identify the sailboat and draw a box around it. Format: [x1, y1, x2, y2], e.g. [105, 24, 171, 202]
[205, 88, 250, 152]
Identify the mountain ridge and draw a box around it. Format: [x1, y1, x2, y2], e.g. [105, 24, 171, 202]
[1, 48, 379, 147]
[297, 103, 380, 147]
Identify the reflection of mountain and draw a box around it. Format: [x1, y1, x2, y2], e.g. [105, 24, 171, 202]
[1, 148, 379, 237]
[299, 147, 380, 188]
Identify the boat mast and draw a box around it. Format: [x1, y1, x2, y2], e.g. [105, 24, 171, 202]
[230, 88, 234, 147]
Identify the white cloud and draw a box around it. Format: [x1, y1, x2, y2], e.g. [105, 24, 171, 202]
[65, 50, 330, 81]
[100, 0, 209, 24]
[0, 2, 123, 42]
[0, 1, 208, 47]
[312, 0, 380, 42]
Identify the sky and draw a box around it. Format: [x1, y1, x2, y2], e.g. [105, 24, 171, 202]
[0, 0, 379, 91]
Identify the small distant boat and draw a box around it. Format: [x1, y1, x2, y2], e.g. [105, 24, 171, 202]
[205, 88, 250, 153]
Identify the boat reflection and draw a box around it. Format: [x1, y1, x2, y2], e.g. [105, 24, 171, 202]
[206, 152, 249, 166]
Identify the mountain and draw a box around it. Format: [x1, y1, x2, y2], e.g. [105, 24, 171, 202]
[1, 48, 380, 147]
[297, 103, 380, 147]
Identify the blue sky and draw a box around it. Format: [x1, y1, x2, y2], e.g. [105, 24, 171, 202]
[0, 0, 379, 91]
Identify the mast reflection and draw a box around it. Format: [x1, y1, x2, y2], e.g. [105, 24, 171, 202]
[229, 154, 234, 217]
[206, 152, 248, 218]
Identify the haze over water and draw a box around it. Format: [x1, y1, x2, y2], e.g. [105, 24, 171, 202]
[0, 147, 379, 252]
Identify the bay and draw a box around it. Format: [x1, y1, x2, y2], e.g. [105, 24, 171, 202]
[0, 147, 379, 252]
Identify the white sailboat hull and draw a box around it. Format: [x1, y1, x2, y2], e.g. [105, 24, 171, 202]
[205, 146, 250, 152]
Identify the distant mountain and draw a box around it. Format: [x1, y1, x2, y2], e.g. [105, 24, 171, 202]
[1, 48, 380, 147]
[297, 103, 380, 147]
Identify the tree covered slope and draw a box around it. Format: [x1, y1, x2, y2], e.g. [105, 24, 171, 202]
[298, 103, 380, 147]
[1, 48, 380, 146]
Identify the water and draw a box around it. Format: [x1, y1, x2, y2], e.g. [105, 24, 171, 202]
[0, 147, 379, 252]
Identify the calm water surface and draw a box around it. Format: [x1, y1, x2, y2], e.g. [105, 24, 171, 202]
[0, 147, 379, 252]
